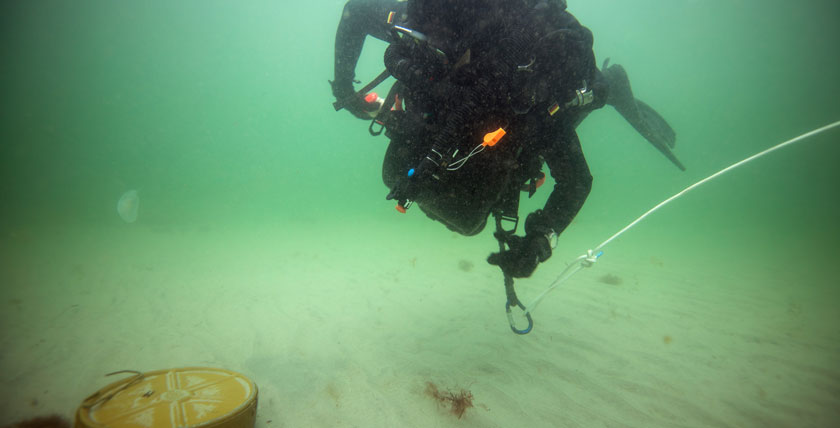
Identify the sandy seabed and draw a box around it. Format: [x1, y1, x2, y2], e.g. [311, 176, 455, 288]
[1, 221, 838, 428]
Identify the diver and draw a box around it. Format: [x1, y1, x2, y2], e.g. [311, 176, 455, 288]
[331, 0, 683, 283]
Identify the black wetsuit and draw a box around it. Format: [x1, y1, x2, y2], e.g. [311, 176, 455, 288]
[334, 0, 606, 239]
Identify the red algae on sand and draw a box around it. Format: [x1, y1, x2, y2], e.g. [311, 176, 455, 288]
[425, 382, 474, 419]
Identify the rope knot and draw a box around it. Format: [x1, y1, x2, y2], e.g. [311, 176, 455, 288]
[581, 249, 601, 267]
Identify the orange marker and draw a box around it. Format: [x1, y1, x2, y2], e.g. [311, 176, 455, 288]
[482, 128, 506, 147]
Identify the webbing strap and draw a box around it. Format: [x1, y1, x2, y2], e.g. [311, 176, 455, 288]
[493, 213, 519, 308]
[333, 69, 392, 112]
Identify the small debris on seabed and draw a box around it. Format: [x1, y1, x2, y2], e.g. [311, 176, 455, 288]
[3, 415, 71, 428]
[457, 259, 474, 272]
[598, 273, 623, 285]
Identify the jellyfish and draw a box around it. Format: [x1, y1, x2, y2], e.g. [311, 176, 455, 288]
[117, 190, 140, 223]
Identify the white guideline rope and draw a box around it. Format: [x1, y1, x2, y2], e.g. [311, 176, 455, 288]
[525, 120, 840, 315]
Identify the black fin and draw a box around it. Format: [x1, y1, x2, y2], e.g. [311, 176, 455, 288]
[603, 63, 685, 171]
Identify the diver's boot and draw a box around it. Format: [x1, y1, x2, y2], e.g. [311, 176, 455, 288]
[602, 59, 685, 171]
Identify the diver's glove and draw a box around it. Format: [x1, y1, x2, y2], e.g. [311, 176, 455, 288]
[330, 79, 381, 120]
[488, 211, 554, 278]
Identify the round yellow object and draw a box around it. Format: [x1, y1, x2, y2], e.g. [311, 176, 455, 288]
[75, 367, 258, 428]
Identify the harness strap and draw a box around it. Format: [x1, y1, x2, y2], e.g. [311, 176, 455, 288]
[493, 213, 519, 305]
[492, 173, 525, 306]
[333, 69, 392, 112]
[492, 174, 543, 334]
[494, 212, 534, 334]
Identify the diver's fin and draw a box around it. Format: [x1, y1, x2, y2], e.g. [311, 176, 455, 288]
[636, 99, 676, 149]
[602, 61, 685, 171]
[635, 99, 685, 170]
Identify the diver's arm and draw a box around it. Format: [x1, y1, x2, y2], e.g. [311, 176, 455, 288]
[486, 128, 590, 279]
[333, 0, 403, 90]
[538, 129, 593, 235]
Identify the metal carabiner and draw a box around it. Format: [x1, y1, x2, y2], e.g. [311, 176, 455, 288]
[505, 299, 534, 335]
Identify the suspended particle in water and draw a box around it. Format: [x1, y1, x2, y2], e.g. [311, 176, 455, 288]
[117, 190, 140, 223]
